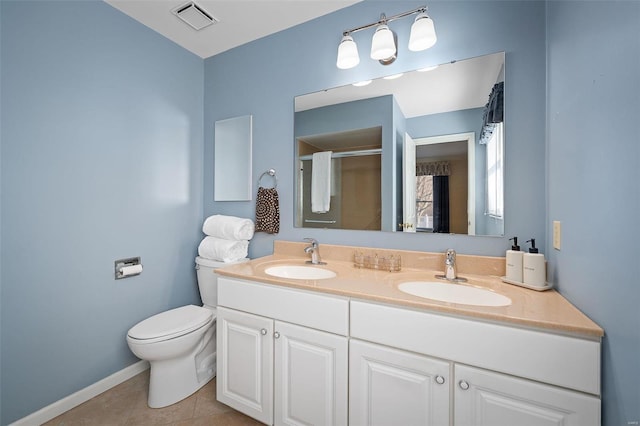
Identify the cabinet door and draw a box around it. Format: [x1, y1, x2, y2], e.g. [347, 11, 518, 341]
[349, 339, 450, 426]
[217, 307, 274, 425]
[274, 321, 348, 426]
[454, 364, 600, 426]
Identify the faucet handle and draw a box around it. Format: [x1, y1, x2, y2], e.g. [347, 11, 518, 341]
[304, 237, 318, 247]
[445, 249, 456, 264]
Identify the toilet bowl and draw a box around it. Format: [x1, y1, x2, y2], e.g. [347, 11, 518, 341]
[126, 256, 247, 408]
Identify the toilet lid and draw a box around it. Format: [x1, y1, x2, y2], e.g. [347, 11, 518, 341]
[127, 305, 213, 341]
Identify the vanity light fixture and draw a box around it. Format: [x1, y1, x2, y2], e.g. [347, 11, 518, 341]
[336, 5, 436, 70]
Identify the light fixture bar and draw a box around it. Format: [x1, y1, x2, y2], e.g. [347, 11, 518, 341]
[336, 5, 436, 70]
[341, 6, 427, 36]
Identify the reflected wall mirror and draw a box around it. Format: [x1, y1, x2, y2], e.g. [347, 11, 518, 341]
[294, 52, 505, 236]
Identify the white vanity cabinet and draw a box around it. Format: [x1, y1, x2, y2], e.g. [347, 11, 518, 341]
[216, 277, 349, 426]
[216, 307, 273, 424]
[454, 364, 600, 426]
[215, 274, 601, 425]
[349, 339, 450, 426]
[350, 300, 601, 426]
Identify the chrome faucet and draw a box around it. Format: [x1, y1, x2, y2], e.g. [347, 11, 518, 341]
[436, 249, 467, 282]
[444, 249, 458, 280]
[304, 238, 326, 265]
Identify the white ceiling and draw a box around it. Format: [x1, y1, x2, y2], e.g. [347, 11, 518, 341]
[105, 0, 362, 59]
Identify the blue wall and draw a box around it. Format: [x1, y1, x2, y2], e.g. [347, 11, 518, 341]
[546, 2, 640, 424]
[204, 0, 546, 258]
[0, 1, 204, 423]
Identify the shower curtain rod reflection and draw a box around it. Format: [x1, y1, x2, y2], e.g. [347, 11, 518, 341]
[298, 148, 381, 161]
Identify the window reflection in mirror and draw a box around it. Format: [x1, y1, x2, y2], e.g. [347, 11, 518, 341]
[294, 52, 505, 236]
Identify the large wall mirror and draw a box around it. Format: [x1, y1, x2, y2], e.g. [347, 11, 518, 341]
[294, 52, 505, 236]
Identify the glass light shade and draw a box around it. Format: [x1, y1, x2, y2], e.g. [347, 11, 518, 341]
[336, 35, 360, 69]
[408, 13, 437, 51]
[370, 24, 396, 60]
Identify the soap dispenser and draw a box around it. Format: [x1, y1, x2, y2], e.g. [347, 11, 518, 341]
[505, 237, 523, 283]
[523, 238, 546, 288]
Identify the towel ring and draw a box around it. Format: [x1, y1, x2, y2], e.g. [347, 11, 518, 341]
[258, 169, 278, 189]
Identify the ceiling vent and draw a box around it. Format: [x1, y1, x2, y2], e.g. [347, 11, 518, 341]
[172, 2, 218, 31]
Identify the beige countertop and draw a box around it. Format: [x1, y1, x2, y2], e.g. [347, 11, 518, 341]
[215, 241, 603, 339]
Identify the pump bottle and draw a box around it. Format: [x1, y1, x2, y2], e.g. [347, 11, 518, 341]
[505, 237, 523, 283]
[523, 238, 546, 288]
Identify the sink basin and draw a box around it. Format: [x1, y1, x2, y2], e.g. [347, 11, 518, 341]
[265, 265, 337, 280]
[398, 281, 511, 307]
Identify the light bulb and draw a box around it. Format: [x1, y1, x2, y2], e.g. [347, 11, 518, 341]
[417, 65, 439, 72]
[383, 73, 404, 80]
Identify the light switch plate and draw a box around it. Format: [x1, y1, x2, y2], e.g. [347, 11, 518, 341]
[553, 221, 561, 250]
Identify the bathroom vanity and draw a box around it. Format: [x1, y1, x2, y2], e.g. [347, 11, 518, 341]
[215, 241, 603, 426]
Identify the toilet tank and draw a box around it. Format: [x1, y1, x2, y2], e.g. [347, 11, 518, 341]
[195, 256, 248, 308]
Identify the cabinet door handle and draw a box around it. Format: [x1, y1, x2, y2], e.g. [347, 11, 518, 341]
[274, 331, 281, 339]
[435, 375, 445, 385]
[458, 380, 470, 390]
[260, 328, 267, 336]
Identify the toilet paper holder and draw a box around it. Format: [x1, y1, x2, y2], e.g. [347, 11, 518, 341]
[115, 256, 143, 280]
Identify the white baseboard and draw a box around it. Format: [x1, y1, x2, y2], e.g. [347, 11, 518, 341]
[11, 360, 149, 426]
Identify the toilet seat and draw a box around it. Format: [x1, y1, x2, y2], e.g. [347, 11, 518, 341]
[127, 305, 214, 344]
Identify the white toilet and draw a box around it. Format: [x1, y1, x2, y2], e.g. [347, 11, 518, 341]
[126, 256, 245, 408]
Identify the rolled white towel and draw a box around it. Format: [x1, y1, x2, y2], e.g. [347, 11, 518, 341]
[202, 215, 255, 240]
[198, 236, 249, 263]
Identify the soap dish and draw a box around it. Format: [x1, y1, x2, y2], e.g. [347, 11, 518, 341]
[501, 277, 552, 291]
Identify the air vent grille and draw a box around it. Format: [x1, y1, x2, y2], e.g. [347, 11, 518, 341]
[173, 2, 218, 31]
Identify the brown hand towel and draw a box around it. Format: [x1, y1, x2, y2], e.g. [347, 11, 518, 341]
[255, 187, 280, 234]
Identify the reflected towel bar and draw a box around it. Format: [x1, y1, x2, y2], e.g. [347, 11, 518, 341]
[299, 148, 381, 161]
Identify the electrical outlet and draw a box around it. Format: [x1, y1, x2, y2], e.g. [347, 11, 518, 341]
[553, 221, 561, 250]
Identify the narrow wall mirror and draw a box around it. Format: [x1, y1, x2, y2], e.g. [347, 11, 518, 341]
[294, 52, 505, 236]
[214, 115, 252, 201]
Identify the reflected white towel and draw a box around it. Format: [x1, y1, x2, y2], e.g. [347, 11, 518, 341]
[202, 215, 255, 240]
[198, 236, 249, 263]
[311, 151, 332, 213]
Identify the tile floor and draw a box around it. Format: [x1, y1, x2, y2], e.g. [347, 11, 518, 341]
[44, 370, 262, 426]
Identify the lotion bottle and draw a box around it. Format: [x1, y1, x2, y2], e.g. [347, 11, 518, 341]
[523, 238, 546, 288]
[505, 237, 523, 283]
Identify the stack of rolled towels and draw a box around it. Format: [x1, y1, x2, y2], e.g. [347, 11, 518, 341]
[197, 215, 255, 263]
